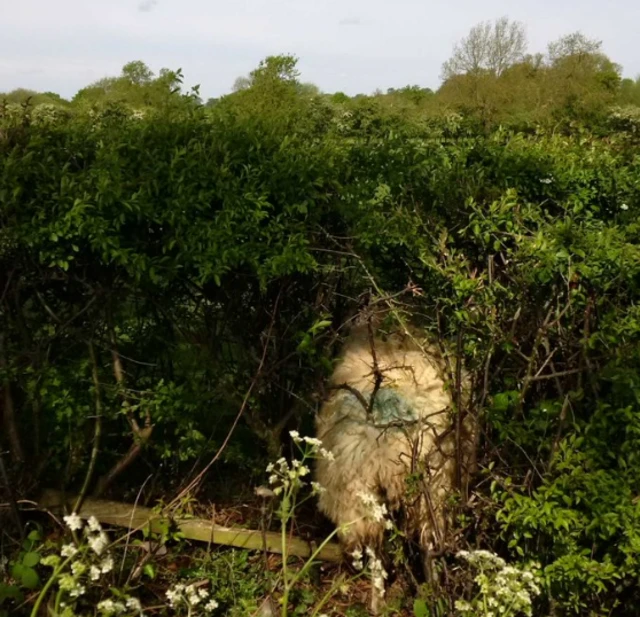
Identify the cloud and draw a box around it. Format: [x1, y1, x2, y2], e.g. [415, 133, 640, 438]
[138, 0, 158, 12]
[339, 17, 362, 26]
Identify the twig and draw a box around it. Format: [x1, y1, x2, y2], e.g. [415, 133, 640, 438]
[366, 316, 384, 417]
[75, 342, 103, 513]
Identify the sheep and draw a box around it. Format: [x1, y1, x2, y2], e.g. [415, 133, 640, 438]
[314, 318, 475, 611]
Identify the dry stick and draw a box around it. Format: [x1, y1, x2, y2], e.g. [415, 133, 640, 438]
[330, 383, 370, 412]
[122, 474, 153, 586]
[165, 287, 283, 512]
[74, 342, 103, 513]
[94, 328, 153, 497]
[366, 316, 384, 417]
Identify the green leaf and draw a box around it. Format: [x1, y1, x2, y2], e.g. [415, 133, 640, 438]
[20, 567, 40, 590]
[413, 599, 430, 617]
[22, 552, 40, 568]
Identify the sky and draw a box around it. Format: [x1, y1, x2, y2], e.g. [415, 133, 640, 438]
[1, 0, 639, 100]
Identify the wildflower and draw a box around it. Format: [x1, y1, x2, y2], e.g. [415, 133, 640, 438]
[69, 584, 86, 598]
[71, 561, 87, 576]
[41, 554, 61, 567]
[621, 203, 629, 211]
[266, 462, 274, 473]
[64, 512, 83, 531]
[205, 598, 219, 611]
[100, 555, 114, 573]
[539, 177, 553, 184]
[90, 565, 101, 581]
[311, 481, 326, 495]
[303, 436, 323, 448]
[268, 474, 279, 485]
[98, 599, 127, 615]
[351, 548, 364, 570]
[289, 430, 302, 443]
[320, 448, 335, 461]
[59, 573, 85, 598]
[87, 516, 102, 532]
[126, 597, 142, 611]
[61, 544, 78, 558]
[88, 531, 109, 555]
[166, 584, 185, 607]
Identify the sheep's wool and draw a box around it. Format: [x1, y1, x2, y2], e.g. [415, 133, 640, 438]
[315, 322, 474, 554]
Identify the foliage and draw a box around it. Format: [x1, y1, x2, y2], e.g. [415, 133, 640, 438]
[2, 49, 640, 616]
[441, 17, 528, 79]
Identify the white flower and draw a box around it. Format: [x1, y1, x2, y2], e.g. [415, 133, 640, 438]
[289, 430, 302, 443]
[64, 512, 83, 531]
[268, 474, 278, 485]
[303, 436, 323, 447]
[61, 544, 78, 558]
[320, 447, 335, 461]
[621, 203, 629, 211]
[198, 587, 209, 599]
[311, 481, 326, 495]
[266, 463, 274, 473]
[90, 566, 101, 581]
[126, 597, 142, 611]
[88, 531, 109, 555]
[205, 599, 219, 611]
[69, 584, 86, 598]
[98, 599, 126, 615]
[87, 516, 102, 532]
[539, 177, 553, 184]
[100, 555, 114, 573]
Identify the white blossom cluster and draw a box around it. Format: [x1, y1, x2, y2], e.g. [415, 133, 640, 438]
[97, 597, 142, 616]
[165, 582, 219, 612]
[266, 455, 311, 496]
[263, 431, 334, 496]
[454, 550, 542, 617]
[357, 491, 394, 530]
[288, 430, 335, 461]
[349, 547, 389, 599]
[39, 513, 144, 616]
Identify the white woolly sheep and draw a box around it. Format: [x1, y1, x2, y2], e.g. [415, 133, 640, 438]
[315, 319, 475, 611]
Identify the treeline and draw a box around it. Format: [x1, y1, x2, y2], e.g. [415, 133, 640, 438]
[3, 18, 640, 130]
[1, 18, 640, 617]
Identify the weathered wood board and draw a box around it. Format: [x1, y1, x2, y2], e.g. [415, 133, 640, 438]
[38, 489, 342, 563]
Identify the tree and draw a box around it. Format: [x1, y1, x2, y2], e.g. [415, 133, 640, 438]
[121, 60, 154, 85]
[231, 54, 301, 93]
[442, 17, 527, 79]
[544, 32, 622, 121]
[547, 32, 602, 65]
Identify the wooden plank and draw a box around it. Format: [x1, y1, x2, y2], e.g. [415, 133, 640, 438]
[38, 489, 342, 563]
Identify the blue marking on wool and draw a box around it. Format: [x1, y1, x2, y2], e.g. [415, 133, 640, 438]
[341, 387, 417, 425]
